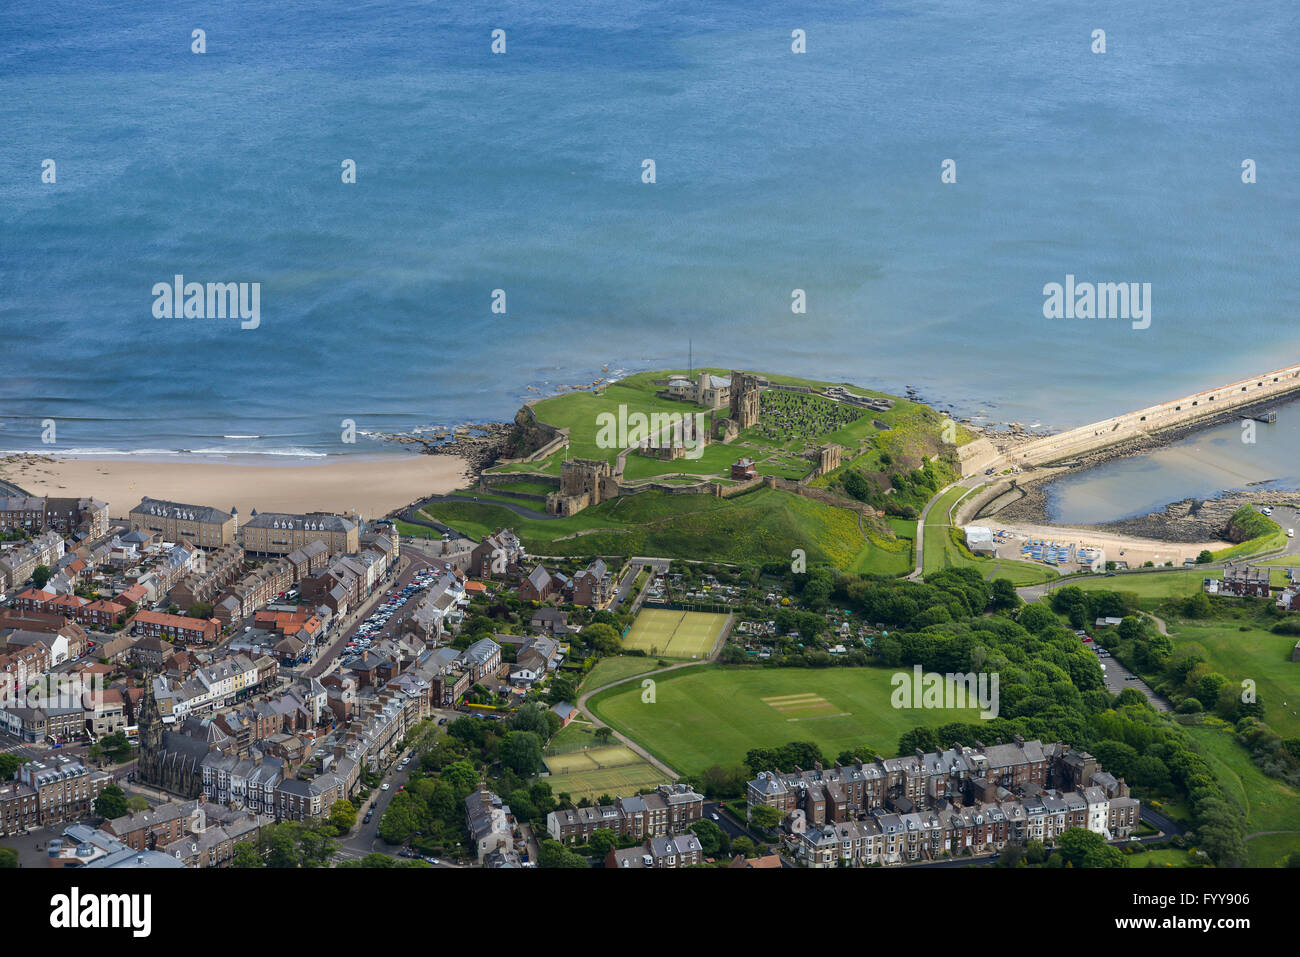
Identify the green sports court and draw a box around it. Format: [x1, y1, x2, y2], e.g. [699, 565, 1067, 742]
[621, 608, 728, 659]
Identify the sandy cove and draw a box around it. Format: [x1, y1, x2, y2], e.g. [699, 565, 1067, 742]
[0, 453, 472, 520]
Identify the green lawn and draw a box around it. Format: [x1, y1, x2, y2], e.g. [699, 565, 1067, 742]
[1069, 568, 1218, 603]
[545, 720, 605, 754]
[488, 458, 564, 476]
[849, 530, 913, 576]
[490, 480, 557, 496]
[530, 377, 715, 465]
[581, 656, 661, 691]
[588, 664, 986, 777]
[1133, 847, 1208, 868]
[620, 441, 761, 481]
[422, 485, 902, 569]
[1183, 722, 1300, 867]
[1162, 617, 1300, 739]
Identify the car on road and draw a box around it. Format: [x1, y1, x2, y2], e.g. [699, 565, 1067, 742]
[424, 856, 440, 865]
[711, 813, 719, 821]
[381, 783, 390, 791]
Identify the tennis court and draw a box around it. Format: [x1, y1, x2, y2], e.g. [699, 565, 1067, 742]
[543, 744, 670, 800]
[622, 609, 728, 659]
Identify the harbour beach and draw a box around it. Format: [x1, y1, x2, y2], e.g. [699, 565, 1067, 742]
[0, 451, 471, 520]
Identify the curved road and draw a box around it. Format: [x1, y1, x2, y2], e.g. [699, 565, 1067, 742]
[572, 611, 730, 780]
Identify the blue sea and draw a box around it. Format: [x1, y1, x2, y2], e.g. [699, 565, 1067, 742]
[2, 0, 1298, 474]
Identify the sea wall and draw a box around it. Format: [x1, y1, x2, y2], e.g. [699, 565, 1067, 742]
[1005, 362, 1300, 467]
[956, 436, 1001, 477]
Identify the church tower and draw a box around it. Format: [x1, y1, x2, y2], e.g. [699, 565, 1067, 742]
[137, 674, 164, 786]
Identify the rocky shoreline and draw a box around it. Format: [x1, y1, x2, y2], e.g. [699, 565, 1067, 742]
[379, 423, 515, 479]
[986, 482, 1292, 543]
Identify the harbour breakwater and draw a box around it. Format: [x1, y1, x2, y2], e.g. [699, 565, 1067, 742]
[995, 362, 1300, 468]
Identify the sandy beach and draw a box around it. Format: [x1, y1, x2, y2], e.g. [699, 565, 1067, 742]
[0, 453, 472, 520]
[985, 521, 1229, 568]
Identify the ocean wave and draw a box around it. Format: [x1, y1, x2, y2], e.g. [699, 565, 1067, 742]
[0, 446, 330, 459]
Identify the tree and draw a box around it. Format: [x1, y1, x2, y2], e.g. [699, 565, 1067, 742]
[126, 796, 150, 813]
[843, 470, 871, 502]
[509, 702, 559, 738]
[378, 795, 422, 846]
[0, 847, 17, 869]
[538, 839, 589, 868]
[582, 623, 621, 655]
[748, 804, 783, 831]
[440, 760, 478, 799]
[731, 836, 756, 858]
[594, 727, 614, 745]
[500, 731, 544, 775]
[231, 842, 263, 868]
[297, 825, 338, 868]
[447, 716, 485, 747]
[989, 578, 1021, 612]
[100, 731, 133, 763]
[699, 763, 749, 799]
[997, 842, 1026, 868]
[94, 785, 127, 820]
[1183, 590, 1212, 620]
[1117, 616, 1145, 643]
[547, 675, 577, 705]
[689, 819, 727, 857]
[31, 565, 51, 589]
[1055, 828, 1125, 868]
[588, 828, 617, 858]
[0, 753, 28, 780]
[1196, 550, 1213, 564]
[329, 799, 358, 833]
[260, 824, 301, 868]
[1017, 603, 1056, 634]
